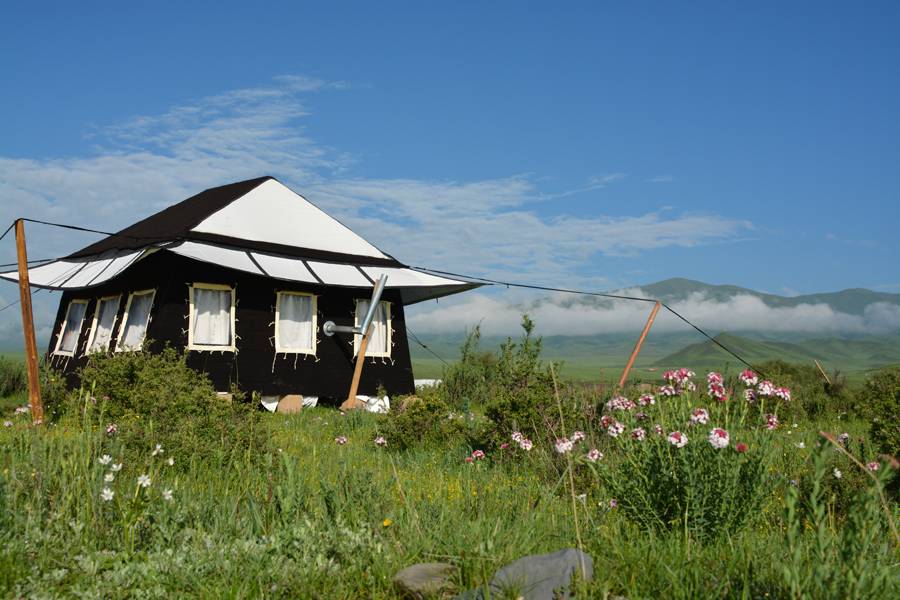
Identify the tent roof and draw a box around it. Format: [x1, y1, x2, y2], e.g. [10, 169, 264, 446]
[1, 177, 483, 304]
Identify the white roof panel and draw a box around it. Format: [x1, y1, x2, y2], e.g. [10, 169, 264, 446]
[168, 242, 263, 276]
[250, 252, 318, 283]
[306, 261, 371, 287]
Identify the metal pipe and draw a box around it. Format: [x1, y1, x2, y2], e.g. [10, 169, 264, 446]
[322, 274, 388, 337]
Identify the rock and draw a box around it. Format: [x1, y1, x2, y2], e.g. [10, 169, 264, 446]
[393, 562, 457, 598]
[276, 394, 304, 413]
[489, 548, 592, 599]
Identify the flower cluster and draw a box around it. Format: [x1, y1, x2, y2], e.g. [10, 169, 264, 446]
[605, 396, 636, 412]
[764, 414, 779, 430]
[586, 448, 603, 462]
[637, 393, 656, 406]
[465, 449, 486, 463]
[707, 428, 730, 449]
[739, 369, 758, 386]
[660, 368, 697, 396]
[105, 423, 118, 436]
[374, 436, 387, 447]
[757, 380, 776, 396]
[773, 387, 791, 402]
[667, 430, 688, 448]
[511, 431, 534, 451]
[631, 427, 646, 441]
[690, 407, 710, 426]
[334, 436, 348, 445]
[706, 372, 728, 402]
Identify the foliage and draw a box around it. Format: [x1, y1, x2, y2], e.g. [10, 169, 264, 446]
[754, 360, 851, 420]
[73, 347, 270, 468]
[439, 326, 496, 412]
[0, 356, 26, 397]
[858, 365, 900, 457]
[384, 388, 491, 451]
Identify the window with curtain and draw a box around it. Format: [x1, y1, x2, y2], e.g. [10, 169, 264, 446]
[189, 284, 235, 350]
[354, 299, 391, 357]
[87, 295, 121, 353]
[54, 299, 89, 356]
[117, 290, 155, 351]
[275, 292, 316, 354]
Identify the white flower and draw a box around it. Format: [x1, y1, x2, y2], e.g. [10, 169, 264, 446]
[570, 430, 586, 443]
[374, 436, 387, 447]
[110, 463, 122, 472]
[631, 427, 646, 441]
[151, 444, 164, 456]
[667, 431, 688, 448]
[162, 488, 174, 501]
[518, 438, 533, 451]
[104, 473, 115, 483]
[334, 436, 348, 445]
[690, 408, 710, 426]
[833, 468, 842, 479]
[707, 428, 729, 449]
[586, 448, 603, 462]
[607, 421, 625, 438]
[100, 487, 114, 501]
[555, 438, 574, 454]
[795, 442, 806, 449]
[98, 454, 112, 466]
[137, 474, 151, 488]
[166, 457, 175, 466]
[3, 420, 11, 427]
[511, 431, 524, 443]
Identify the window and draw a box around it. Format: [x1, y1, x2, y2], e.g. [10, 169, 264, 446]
[275, 291, 317, 354]
[86, 295, 121, 353]
[188, 283, 235, 351]
[117, 289, 155, 351]
[354, 299, 391, 357]
[54, 299, 89, 356]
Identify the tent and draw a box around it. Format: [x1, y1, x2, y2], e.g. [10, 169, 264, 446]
[0, 177, 480, 398]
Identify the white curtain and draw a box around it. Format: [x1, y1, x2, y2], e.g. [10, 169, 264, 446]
[278, 293, 314, 351]
[191, 288, 232, 346]
[355, 300, 389, 356]
[58, 301, 87, 353]
[89, 297, 120, 352]
[120, 292, 154, 350]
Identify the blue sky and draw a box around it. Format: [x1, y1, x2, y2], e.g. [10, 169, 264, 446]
[1, 1, 899, 342]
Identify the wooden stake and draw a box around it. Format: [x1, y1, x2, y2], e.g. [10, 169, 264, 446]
[617, 301, 661, 389]
[814, 359, 832, 386]
[15, 219, 44, 424]
[340, 321, 373, 411]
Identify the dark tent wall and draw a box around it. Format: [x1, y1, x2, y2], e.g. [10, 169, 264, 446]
[46, 250, 415, 398]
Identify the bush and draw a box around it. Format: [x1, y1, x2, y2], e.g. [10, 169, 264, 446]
[858, 366, 900, 457]
[0, 356, 26, 397]
[384, 388, 491, 451]
[440, 326, 496, 411]
[753, 360, 851, 420]
[72, 347, 270, 468]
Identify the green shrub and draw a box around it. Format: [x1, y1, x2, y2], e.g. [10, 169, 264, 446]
[0, 356, 26, 397]
[858, 366, 900, 457]
[440, 326, 496, 411]
[73, 347, 270, 468]
[753, 360, 850, 420]
[384, 388, 491, 451]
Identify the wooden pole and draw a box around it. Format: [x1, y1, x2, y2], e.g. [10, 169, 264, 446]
[617, 301, 661, 389]
[15, 219, 44, 424]
[340, 321, 373, 411]
[814, 359, 832, 386]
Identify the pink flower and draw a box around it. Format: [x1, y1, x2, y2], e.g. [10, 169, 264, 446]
[707, 382, 728, 402]
[500, 442, 510, 450]
[735, 442, 748, 453]
[511, 431, 524, 443]
[600, 415, 614, 429]
[631, 427, 646, 441]
[465, 456, 474, 463]
[744, 389, 757, 403]
[607, 421, 625, 438]
[837, 432, 850, 446]
[764, 414, 779, 430]
[555, 438, 574, 454]
[586, 448, 603, 462]
[605, 396, 636, 412]
[653, 424, 664, 436]
[608, 498, 618, 509]
[105, 423, 118, 436]
[757, 380, 776, 397]
[774, 387, 791, 402]
[667, 431, 688, 448]
[867, 461, 880, 471]
[690, 408, 710, 426]
[334, 436, 348, 445]
[635, 412, 649, 421]
[708, 428, 730, 449]
[472, 450, 485, 460]
[707, 372, 723, 385]
[637, 393, 656, 406]
[571, 430, 586, 443]
[519, 438, 533, 451]
[374, 436, 387, 447]
[739, 369, 758, 386]
[659, 385, 678, 397]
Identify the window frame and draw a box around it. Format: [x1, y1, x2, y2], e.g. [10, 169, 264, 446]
[53, 298, 90, 357]
[115, 289, 156, 352]
[274, 290, 317, 355]
[85, 294, 122, 354]
[187, 282, 237, 352]
[353, 299, 392, 358]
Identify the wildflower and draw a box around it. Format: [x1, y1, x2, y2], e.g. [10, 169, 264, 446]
[739, 369, 758, 386]
[14, 406, 28, 415]
[837, 432, 850, 446]
[599, 415, 614, 429]
[334, 436, 348, 445]
[100, 487, 114, 502]
[111, 463, 122, 472]
[605, 396, 635, 412]
[635, 411, 649, 421]
[659, 384, 677, 397]
[570, 430, 586, 443]
[374, 436, 387, 447]
[511, 431, 524, 443]
[795, 442, 806, 449]
[707, 372, 723, 385]
[105, 423, 118, 436]
[104, 473, 115, 483]
[607, 421, 625, 438]
[162, 488, 174, 501]
[735, 442, 748, 453]
[518, 438, 533, 451]
[472, 450, 485, 460]
[774, 387, 791, 402]
[867, 461, 880, 471]
[653, 424, 664, 436]
[137, 474, 151, 488]
[608, 498, 618, 509]
[757, 380, 776, 396]
[833, 468, 842, 479]
[151, 444, 164, 456]
[682, 381, 697, 393]
[465, 456, 474, 464]
[166, 457, 174, 466]
[382, 518, 392, 527]
[637, 393, 655, 406]
[667, 431, 688, 448]
[631, 427, 646, 441]
[586, 448, 603, 462]
[499, 442, 510, 450]
[3, 421, 11, 427]
[744, 389, 757, 403]
[764, 414, 779, 430]
[690, 408, 709, 426]
[707, 428, 730, 449]
[555, 438, 574, 454]
[98, 454, 112, 466]
[707, 382, 728, 402]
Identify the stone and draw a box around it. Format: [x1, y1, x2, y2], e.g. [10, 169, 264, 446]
[276, 394, 303, 413]
[489, 548, 593, 600]
[393, 562, 457, 598]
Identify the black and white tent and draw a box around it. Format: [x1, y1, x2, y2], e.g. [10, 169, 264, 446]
[1, 177, 479, 398]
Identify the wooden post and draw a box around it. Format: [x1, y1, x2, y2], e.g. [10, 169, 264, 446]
[814, 359, 832, 386]
[15, 219, 44, 424]
[340, 321, 373, 411]
[617, 301, 661, 389]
